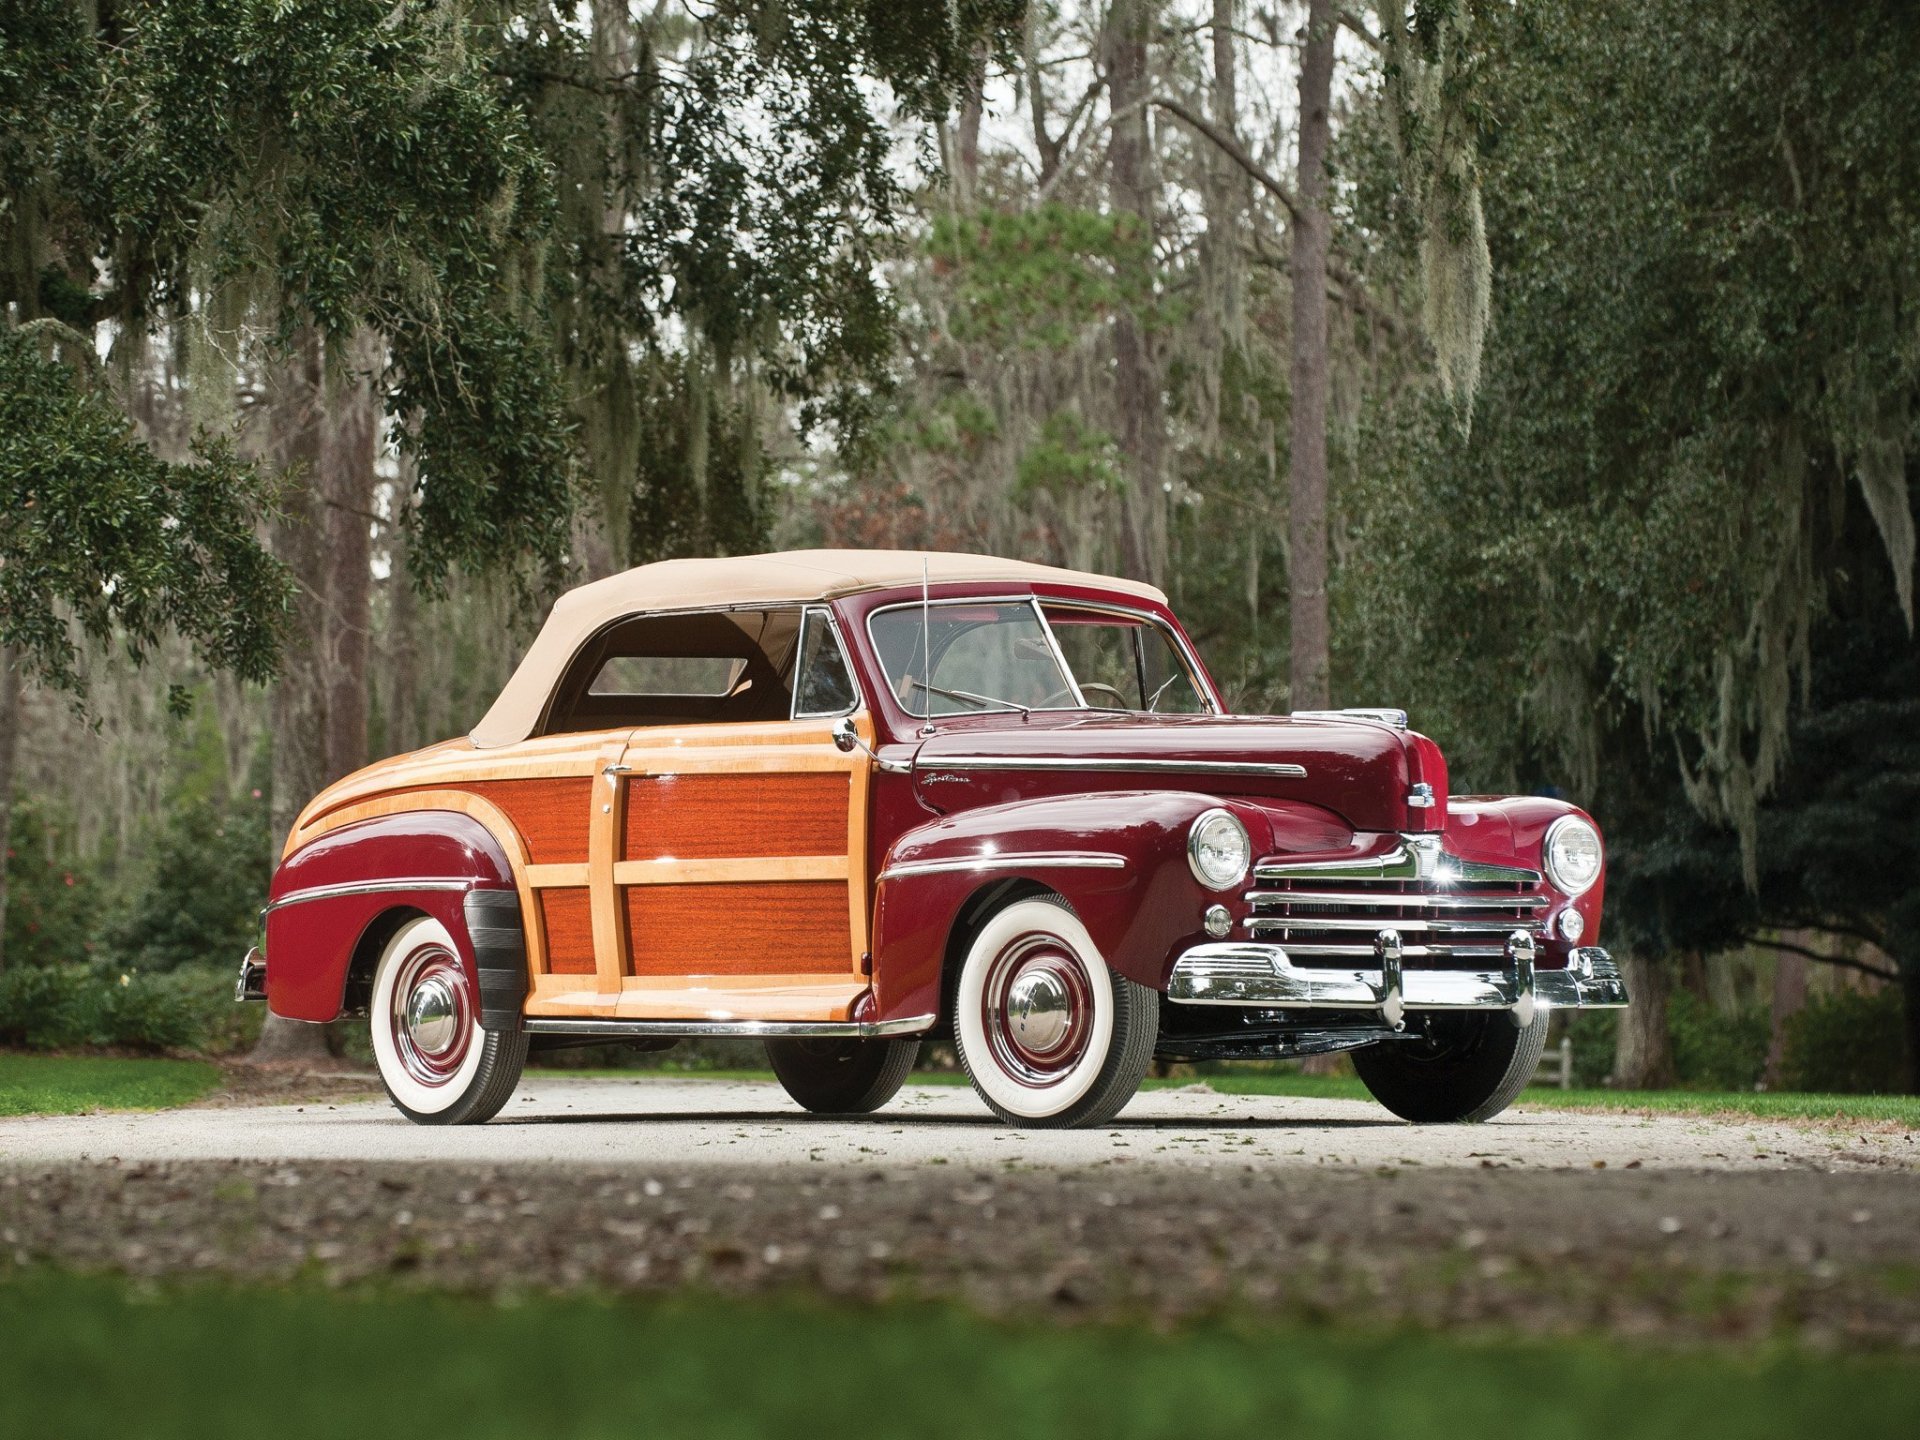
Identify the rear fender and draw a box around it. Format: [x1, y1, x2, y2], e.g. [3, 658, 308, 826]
[263, 811, 528, 1029]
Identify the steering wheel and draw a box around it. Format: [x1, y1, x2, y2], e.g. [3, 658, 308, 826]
[1037, 682, 1131, 709]
[1077, 682, 1131, 710]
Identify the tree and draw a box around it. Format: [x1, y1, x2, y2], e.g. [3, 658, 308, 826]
[0, 325, 290, 971]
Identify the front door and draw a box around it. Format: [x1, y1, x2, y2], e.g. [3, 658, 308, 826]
[597, 605, 872, 1022]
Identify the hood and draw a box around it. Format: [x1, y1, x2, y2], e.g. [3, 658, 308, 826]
[909, 712, 1442, 836]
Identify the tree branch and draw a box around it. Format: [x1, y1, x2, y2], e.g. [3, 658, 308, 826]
[1151, 95, 1300, 222]
[1337, 8, 1383, 51]
[1744, 934, 1898, 983]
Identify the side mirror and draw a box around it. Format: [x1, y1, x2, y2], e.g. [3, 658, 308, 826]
[829, 715, 910, 775]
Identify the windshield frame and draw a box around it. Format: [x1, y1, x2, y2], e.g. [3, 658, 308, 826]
[864, 595, 1089, 719]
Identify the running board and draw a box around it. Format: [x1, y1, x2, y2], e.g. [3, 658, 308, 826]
[521, 1014, 936, 1041]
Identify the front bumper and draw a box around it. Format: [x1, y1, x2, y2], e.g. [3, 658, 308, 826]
[1167, 938, 1626, 1029]
[235, 948, 267, 1003]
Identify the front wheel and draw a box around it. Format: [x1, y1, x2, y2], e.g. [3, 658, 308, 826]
[766, 1036, 919, 1114]
[952, 896, 1157, 1129]
[1352, 1011, 1548, 1123]
[370, 915, 527, 1125]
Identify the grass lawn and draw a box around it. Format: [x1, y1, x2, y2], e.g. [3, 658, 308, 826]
[534, 1066, 1920, 1127]
[1190, 1071, 1920, 1126]
[0, 1271, 1913, 1439]
[0, 1053, 223, 1116]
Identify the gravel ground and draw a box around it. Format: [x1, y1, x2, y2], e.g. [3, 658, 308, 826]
[1, 1076, 1914, 1173]
[3, 1079, 1917, 1348]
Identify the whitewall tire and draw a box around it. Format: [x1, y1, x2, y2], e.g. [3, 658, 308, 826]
[370, 915, 527, 1125]
[952, 896, 1157, 1129]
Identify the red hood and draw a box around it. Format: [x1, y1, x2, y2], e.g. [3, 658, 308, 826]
[909, 712, 1441, 836]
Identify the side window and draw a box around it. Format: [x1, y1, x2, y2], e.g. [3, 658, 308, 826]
[792, 608, 860, 718]
[1041, 607, 1212, 713]
[543, 608, 803, 733]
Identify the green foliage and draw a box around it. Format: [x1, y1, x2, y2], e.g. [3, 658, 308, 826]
[929, 205, 1165, 350]
[0, 964, 252, 1054]
[0, 327, 291, 693]
[106, 717, 272, 975]
[1782, 989, 1909, 1096]
[1014, 412, 1123, 500]
[1667, 991, 1770, 1093]
[2, 800, 97, 968]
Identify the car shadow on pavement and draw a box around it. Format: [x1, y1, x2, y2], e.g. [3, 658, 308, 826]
[489, 1108, 1405, 1131]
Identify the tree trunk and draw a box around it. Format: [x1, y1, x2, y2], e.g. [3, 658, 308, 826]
[1613, 952, 1676, 1089]
[1207, 0, 1245, 352]
[1286, 0, 1335, 710]
[1903, 959, 1920, 1095]
[0, 647, 20, 974]
[955, 46, 986, 210]
[252, 326, 379, 1064]
[1761, 936, 1809, 1088]
[1103, 0, 1168, 585]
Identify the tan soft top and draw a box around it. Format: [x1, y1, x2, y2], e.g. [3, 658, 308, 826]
[470, 548, 1164, 749]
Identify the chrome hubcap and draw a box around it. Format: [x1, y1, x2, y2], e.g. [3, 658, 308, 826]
[1006, 968, 1073, 1054]
[982, 933, 1093, 1086]
[405, 976, 460, 1055]
[387, 945, 473, 1087]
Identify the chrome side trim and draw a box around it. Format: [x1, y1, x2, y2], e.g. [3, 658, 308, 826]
[522, 1014, 938, 1040]
[878, 852, 1127, 882]
[929, 756, 1309, 780]
[262, 877, 477, 914]
[1165, 943, 1628, 1013]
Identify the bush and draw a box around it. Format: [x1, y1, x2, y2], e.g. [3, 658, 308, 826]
[3, 800, 101, 967]
[0, 964, 259, 1055]
[1668, 989, 1770, 1091]
[1781, 987, 1908, 1094]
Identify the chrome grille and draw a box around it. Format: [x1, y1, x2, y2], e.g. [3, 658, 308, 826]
[1247, 841, 1546, 966]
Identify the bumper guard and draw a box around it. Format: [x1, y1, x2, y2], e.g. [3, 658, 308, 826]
[1167, 932, 1626, 1028]
[235, 948, 267, 1003]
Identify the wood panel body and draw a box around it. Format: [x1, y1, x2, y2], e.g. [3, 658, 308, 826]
[281, 717, 876, 1023]
[623, 881, 852, 976]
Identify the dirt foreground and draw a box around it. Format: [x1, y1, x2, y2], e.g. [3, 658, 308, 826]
[2, 1079, 1917, 1348]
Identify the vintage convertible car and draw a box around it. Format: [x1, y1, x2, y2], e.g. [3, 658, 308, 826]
[239, 549, 1626, 1128]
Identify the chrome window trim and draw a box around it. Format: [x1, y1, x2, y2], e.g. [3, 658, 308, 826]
[925, 756, 1308, 780]
[790, 604, 865, 721]
[877, 851, 1128, 882]
[524, 1014, 936, 1040]
[1033, 596, 1224, 714]
[864, 595, 1085, 720]
[263, 877, 477, 915]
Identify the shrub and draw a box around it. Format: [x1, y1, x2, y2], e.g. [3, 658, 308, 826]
[3, 800, 101, 968]
[0, 964, 259, 1055]
[1781, 987, 1907, 1094]
[1668, 989, 1770, 1091]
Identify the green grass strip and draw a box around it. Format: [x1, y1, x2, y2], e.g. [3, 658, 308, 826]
[0, 1054, 222, 1116]
[0, 1271, 1913, 1438]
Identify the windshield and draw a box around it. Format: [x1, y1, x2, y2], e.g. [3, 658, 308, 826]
[868, 601, 1079, 717]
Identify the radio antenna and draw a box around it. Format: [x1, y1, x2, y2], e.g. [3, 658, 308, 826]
[920, 556, 935, 736]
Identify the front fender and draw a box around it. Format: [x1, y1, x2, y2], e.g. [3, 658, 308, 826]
[870, 790, 1246, 1022]
[263, 810, 527, 1028]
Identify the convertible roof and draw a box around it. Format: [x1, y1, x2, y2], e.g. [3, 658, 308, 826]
[470, 549, 1165, 749]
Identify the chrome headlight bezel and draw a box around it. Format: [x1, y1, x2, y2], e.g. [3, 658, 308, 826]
[1543, 816, 1603, 897]
[1188, 809, 1251, 891]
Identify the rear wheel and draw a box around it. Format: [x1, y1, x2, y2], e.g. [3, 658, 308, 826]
[370, 915, 527, 1125]
[952, 896, 1157, 1129]
[766, 1037, 919, 1114]
[1352, 1011, 1548, 1123]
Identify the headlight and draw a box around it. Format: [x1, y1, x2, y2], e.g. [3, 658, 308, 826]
[1188, 809, 1251, 891]
[1543, 816, 1603, 896]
